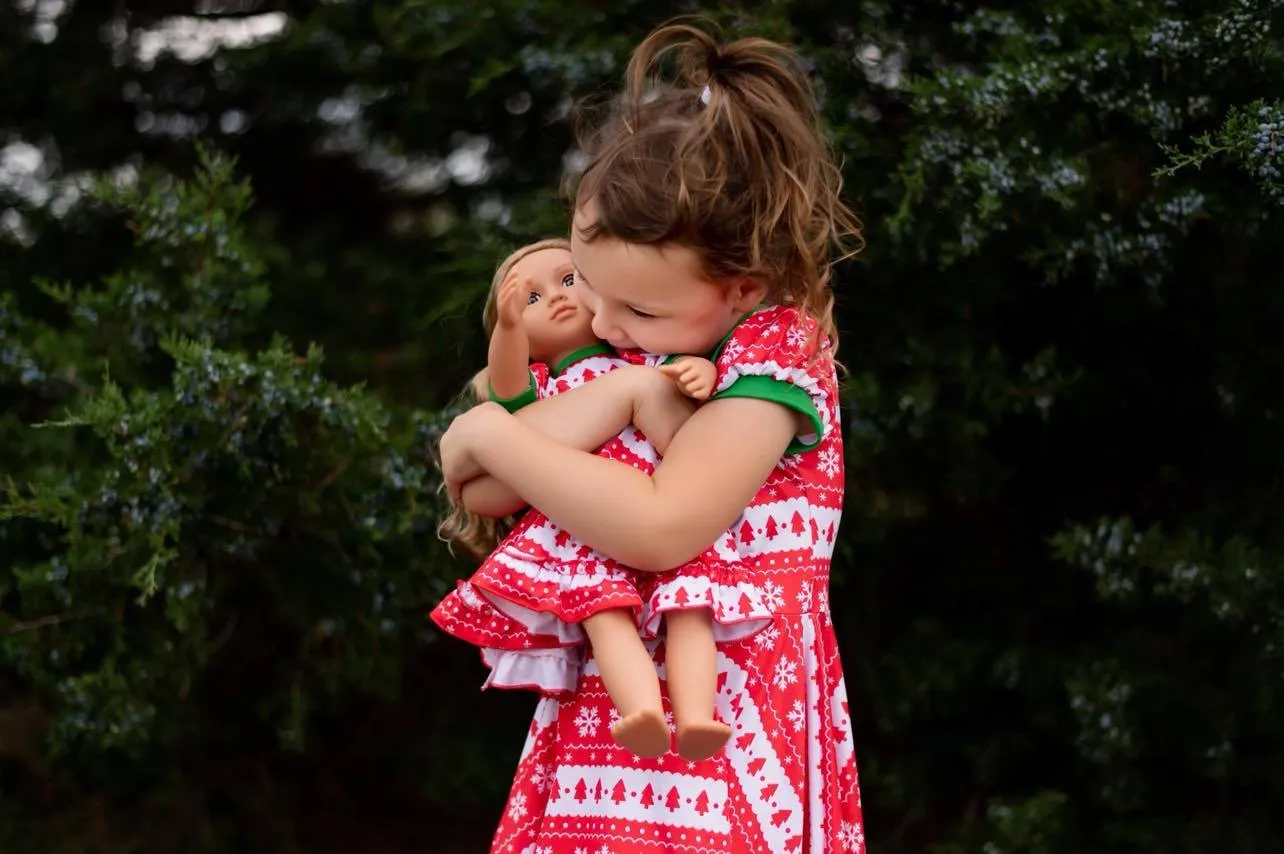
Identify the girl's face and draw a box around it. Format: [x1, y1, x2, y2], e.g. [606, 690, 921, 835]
[506, 247, 597, 361]
[570, 203, 765, 356]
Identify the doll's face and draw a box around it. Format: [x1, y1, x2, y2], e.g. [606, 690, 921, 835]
[509, 247, 599, 362]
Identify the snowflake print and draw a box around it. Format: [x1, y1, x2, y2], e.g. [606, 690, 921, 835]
[664, 710, 676, 733]
[839, 820, 865, 852]
[509, 792, 528, 820]
[574, 706, 601, 738]
[753, 625, 781, 649]
[474, 307, 865, 852]
[529, 763, 550, 791]
[817, 447, 840, 479]
[773, 659, 799, 689]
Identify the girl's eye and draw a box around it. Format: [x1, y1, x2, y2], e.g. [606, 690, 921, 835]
[561, 273, 575, 287]
[527, 292, 540, 305]
[628, 307, 654, 319]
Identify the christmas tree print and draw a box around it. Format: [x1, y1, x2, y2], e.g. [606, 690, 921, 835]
[664, 787, 681, 811]
[765, 515, 779, 538]
[790, 511, 806, 536]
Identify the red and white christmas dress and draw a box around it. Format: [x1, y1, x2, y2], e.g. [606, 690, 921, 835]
[431, 344, 659, 696]
[489, 306, 866, 853]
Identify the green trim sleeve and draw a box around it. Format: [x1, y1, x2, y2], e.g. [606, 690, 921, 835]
[711, 375, 823, 454]
[489, 371, 539, 413]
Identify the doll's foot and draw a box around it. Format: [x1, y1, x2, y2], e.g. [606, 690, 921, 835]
[611, 709, 669, 758]
[676, 720, 732, 761]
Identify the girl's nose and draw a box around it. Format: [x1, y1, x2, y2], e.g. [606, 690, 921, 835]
[591, 310, 616, 341]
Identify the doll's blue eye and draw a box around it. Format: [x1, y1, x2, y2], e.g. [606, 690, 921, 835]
[527, 292, 540, 305]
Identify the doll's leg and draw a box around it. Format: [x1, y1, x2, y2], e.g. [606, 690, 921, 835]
[582, 608, 668, 758]
[666, 608, 731, 761]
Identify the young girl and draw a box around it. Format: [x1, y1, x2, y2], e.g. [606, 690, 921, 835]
[439, 20, 867, 853]
[431, 238, 749, 761]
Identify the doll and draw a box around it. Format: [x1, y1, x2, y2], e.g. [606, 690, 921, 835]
[432, 239, 732, 760]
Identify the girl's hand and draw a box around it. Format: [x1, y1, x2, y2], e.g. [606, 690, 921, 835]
[440, 401, 513, 499]
[659, 356, 717, 401]
[496, 272, 528, 330]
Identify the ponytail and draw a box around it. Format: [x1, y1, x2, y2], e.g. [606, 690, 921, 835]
[572, 18, 861, 355]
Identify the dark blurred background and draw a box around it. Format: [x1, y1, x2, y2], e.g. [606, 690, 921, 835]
[2, 1, 1282, 852]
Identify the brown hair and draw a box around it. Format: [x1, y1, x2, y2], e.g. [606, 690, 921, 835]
[436, 237, 572, 559]
[569, 19, 862, 354]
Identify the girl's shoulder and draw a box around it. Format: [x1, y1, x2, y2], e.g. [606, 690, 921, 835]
[714, 305, 832, 377]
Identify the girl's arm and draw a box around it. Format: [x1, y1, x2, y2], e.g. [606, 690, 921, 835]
[454, 366, 695, 517]
[443, 396, 799, 571]
[458, 476, 527, 518]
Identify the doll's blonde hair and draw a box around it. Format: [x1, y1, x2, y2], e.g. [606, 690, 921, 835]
[436, 237, 572, 560]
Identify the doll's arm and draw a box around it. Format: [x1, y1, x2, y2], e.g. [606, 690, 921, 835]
[449, 396, 801, 570]
[487, 294, 534, 402]
[456, 366, 695, 516]
[658, 356, 717, 401]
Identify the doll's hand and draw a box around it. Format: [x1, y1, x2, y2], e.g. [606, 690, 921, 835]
[496, 272, 529, 330]
[439, 401, 510, 499]
[659, 356, 717, 401]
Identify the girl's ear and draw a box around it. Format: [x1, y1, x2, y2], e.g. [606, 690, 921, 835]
[726, 277, 768, 311]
